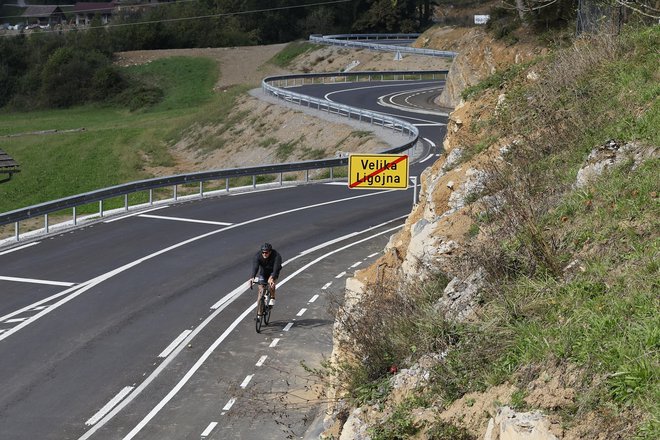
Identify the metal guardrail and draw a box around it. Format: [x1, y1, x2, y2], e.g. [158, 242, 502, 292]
[0, 37, 451, 242]
[310, 33, 458, 59]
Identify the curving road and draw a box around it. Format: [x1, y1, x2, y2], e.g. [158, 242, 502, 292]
[0, 79, 447, 439]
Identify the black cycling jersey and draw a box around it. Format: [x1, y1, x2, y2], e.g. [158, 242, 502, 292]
[250, 249, 282, 280]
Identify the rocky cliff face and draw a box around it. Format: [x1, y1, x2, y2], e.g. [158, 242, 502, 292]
[320, 26, 559, 440]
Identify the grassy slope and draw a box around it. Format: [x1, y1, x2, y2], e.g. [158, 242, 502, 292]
[337, 25, 658, 440]
[0, 56, 234, 213]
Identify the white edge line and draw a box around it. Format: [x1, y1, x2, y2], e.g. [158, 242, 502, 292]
[420, 154, 435, 163]
[0, 241, 40, 256]
[85, 386, 134, 426]
[158, 330, 192, 358]
[423, 137, 436, 148]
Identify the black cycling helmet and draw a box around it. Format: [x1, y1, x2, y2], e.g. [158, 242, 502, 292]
[261, 243, 273, 252]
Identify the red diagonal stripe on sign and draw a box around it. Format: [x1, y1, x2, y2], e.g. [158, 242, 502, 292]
[349, 155, 408, 188]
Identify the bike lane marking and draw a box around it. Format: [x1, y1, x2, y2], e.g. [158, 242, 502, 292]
[107, 222, 405, 439]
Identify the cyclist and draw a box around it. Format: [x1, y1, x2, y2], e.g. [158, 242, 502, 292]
[249, 243, 282, 312]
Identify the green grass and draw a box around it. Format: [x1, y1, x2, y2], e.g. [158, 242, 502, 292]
[267, 41, 322, 67]
[326, 25, 659, 439]
[0, 56, 245, 214]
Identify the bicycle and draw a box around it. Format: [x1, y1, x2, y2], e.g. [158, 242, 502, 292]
[251, 277, 271, 333]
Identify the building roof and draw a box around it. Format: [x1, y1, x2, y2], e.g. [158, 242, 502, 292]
[72, 2, 116, 14]
[23, 5, 64, 17]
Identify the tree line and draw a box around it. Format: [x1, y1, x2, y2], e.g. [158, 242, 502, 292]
[0, 0, 439, 110]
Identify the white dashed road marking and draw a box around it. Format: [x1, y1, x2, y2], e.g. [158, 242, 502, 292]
[239, 375, 253, 389]
[256, 355, 267, 367]
[201, 422, 218, 438]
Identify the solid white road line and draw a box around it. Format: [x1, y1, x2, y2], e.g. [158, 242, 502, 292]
[256, 355, 267, 367]
[158, 330, 192, 358]
[103, 206, 169, 223]
[0, 275, 75, 287]
[0, 242, 40, 256]
[420, 154, 435, 163]
[139, 214, 233, 226]
[85, 386, 134, 426]
[423, 137, 436, 148]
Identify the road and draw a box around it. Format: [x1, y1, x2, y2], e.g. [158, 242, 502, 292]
[0, 79, 447, 439]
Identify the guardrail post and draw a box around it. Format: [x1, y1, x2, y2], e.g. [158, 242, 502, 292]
[174, 185, 178, 201]
[73, 206, 77, 226]
[45, 214, 49, 234]
[410, 176, 418, 205]
[252, 175, 256, 189]
[305, 170, 309, 182]
[99, 200, 104, 218]
[124, 194, 128, 211]
[279, 172, 283, 186]
[330, 167, 334, 179]
[149, 189, 153, 205]
[15, 222, 19, 242]
[226, 178, 229, 192]
[200, 181, 204, 198]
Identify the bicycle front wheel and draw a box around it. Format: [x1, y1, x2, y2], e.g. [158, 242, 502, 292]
[263, 299, 271, 325]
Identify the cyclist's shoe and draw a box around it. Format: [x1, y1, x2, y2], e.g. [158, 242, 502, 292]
[269, 298, 275, 307]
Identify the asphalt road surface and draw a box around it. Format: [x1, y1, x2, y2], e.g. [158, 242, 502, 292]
[0, 78, 448, 439]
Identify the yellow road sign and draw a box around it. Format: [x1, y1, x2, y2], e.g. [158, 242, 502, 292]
[348, 154, 409, 190]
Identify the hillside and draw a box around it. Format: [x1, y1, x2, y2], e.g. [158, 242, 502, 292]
[314, 24, 658, 440]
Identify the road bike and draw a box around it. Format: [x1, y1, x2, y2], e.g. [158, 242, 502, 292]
[251, 277, 271, 333]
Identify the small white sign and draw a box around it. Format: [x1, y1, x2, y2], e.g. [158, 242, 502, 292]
[474, 15, 490, 24]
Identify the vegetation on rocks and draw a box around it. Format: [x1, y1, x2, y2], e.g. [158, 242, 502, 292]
[323, 20, 658, 440]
